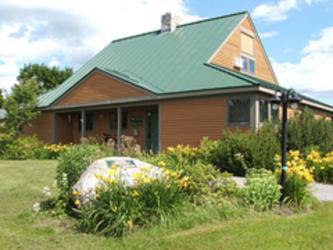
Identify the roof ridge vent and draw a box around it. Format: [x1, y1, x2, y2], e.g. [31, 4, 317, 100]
[161, 12, 181, 33]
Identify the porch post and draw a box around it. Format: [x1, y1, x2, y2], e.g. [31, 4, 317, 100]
[117, 107, 122, 148]
[252, 95, 260, 131]
[81, 110, 86, 139]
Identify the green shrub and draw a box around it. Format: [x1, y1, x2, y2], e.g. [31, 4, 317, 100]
[0, 134, 70, 160]
[305, 150, 333, 184]
[240, 169, 280, 211]
[213, 124, 279, 176]
[42, 144, 70, 159]
[147, 153, 238, 204]
[56, 144, 115, 208]
[2, 136, 43, 160]
[287, 108, 333, 153]
[284, 175, 313, 208]
[77, 168, 187, 237]
[198, 137, 220, 164]
[161, 144, 201, 166]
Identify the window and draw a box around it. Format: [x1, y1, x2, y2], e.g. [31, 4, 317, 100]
[241, 32, 254, 56]
[242, 56, 255, 74]
[78, 112, 94, 132]
[109, 110, 128, 131]
[122, 110, 128, 130]
[259, 100, 269, 122]
[271, 105, 279, 122]
[110, 111, 117, 130]
[228, 98, 250, 124]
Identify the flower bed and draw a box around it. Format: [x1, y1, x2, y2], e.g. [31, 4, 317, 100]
[75, 164, 188, 236]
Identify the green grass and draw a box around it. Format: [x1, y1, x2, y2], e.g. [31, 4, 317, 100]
[1, 160, 333, 250]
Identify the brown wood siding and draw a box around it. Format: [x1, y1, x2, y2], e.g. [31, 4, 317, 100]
[56, 71, 151, 106]
[160, 97, 227, 149]
[22, 112, 53, 143]
[210, 17, 277, 84]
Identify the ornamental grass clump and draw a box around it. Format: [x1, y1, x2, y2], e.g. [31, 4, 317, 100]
[275, 150, 314, 184]
[43, 143, 70, 159]
[275, 150, 315, 207]
[76, 164, 188, 237]
[165, 144, 201, 165]
[306, 150, 333, 184]
[240, 169, 280, 211]
[148, 150, 239, 205]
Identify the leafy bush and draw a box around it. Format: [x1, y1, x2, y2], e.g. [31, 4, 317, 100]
[284, 174, 312, 208]
[2, 136, 43, 160]
[56, 144, 115, 209]
[275, 150, 314, 184]
[214, 131, 252, 176]
[146, 149, 238, 204]
[306, 150, 333, 184]
[0, 134, 70, 160]
[275, 150, 315, 207]
[287, 108, 333, 153]
[213, 124, 279, 176]
[42, 143, 69, 159]
[199, 137, 221, 165]
[163, 144, 201, 165]
[240, 169, 280, 211]
[77, 165, 187, 237]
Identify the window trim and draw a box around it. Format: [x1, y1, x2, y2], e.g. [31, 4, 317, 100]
[241, 55, 256, 75]
[226, 96, 252, 127]
[78, 112, 94, 132]
[259, 99, 269, 123]
[109, 109, 129, 132]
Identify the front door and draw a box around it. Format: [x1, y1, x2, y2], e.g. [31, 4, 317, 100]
[145, 109, 159, 153]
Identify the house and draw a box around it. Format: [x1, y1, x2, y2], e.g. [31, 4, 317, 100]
[23, 11, 333, 152]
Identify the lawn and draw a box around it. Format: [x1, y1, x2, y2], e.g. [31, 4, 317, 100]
[1, 160, 333, 250]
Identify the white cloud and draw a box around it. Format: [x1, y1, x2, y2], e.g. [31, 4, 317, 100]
[260, 30, 279, 38]
[0, 0, 199, 91]
[273, 26, 333, 104]
[302, 27, 333, 53]
[252, 0, 298, 22]
[252, 0, 324, 22]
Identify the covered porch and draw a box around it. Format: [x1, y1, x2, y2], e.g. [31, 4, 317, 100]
[52, 104, 160, 152]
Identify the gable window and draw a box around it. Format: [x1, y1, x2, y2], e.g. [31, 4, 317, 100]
[78, 112, 94, 132]
[228, 97, 250, 124]
[242, 56, 255, 74]
[241, 32, 254, 56]
[259, 100, 269, 122]
[110, 110, 128, 131]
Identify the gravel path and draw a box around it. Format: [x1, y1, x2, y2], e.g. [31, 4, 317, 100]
[231, 177, 333, 202]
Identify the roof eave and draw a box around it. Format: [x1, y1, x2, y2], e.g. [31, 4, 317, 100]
[258, 86, 333, 113]
[39, 85, 261, 112]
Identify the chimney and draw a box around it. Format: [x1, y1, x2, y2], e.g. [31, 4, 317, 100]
[161, 12, 180, 33]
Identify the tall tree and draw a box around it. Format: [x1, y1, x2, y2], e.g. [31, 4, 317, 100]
[3, 79, 39, 135]
[17, 63, 73, 94]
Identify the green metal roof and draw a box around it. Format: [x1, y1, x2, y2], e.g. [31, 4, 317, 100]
[38, 11, 332, 112]
[38, 11, 249, 107]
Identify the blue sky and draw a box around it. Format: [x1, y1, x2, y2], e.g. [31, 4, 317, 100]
[0, 0, 332, 105]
